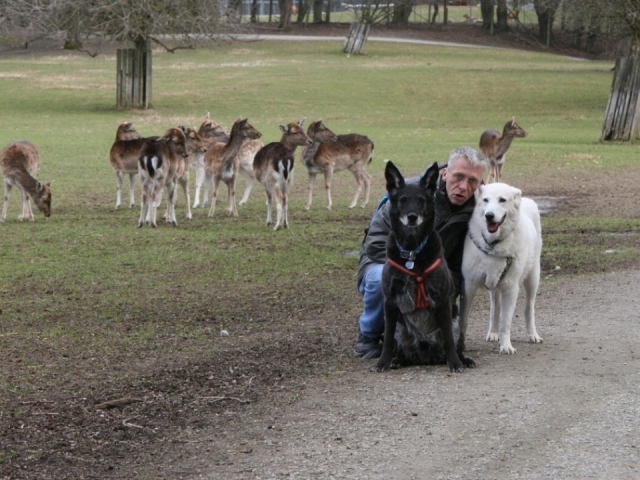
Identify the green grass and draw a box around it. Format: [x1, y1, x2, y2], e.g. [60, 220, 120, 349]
[0, 38, 638, 386]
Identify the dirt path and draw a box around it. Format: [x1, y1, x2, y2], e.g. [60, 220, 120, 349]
[153, 270, 640, 479]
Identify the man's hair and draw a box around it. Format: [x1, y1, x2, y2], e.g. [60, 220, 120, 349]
[448, 146, 489, 172]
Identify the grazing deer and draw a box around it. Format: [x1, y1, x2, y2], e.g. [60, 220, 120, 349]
[1, 141, 52, 222]
[301, 120, 374, 211]
[253, 119, 312, 231]
[138, 127, 188, 228]
[479, 117, 528, 183]
[204, 117, 262, 218]
[109, 122, 158, 209]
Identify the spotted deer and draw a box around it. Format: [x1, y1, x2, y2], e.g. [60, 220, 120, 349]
[138, 127, 188, 228]
[479, 117, 528, 183]
[1, 141, 52, 222]
[204, 117, 262, 218]
[253, 119, 312, 231]
[191, 116, 229, 208]
[168, 126, 207, 221]
[301, 120, 374, 210]
[109, 122, 158, 209]
[195, 117, 263, 210]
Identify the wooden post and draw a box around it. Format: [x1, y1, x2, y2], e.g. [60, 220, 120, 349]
[116, 43, 152, 109]
[601, 56, 640, 142]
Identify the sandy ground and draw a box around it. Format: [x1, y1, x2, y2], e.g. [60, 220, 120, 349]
[144, 269, 640, 479]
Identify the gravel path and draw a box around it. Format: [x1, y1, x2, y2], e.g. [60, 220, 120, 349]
[170, 270, 640, 479]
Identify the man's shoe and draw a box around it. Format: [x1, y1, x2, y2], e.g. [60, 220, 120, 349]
[354, 333, 382, 359]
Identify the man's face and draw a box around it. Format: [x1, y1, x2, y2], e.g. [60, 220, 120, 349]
[441, 156, 484, 206]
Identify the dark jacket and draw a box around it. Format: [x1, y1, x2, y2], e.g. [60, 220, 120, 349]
[357, 166, 476, 296]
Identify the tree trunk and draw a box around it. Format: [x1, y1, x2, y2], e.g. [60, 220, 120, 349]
[312, 0, 323, 23]
[325, 0, 331, 23]
[250, 0, 259, 23]
[278, 0, 293, 30]
[601, 53, 640, 142]
[480, 0, 494, 31]
[534, 0, 560, 47]
[343, 23, 370, 55]
[392, 0, 414, 25]
[116, 38, 152, 109]
[496, 0, 508, 32]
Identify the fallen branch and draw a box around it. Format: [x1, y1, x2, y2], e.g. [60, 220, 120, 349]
[199, 396, 250, 404]
[122, 417, 144, 429]
[95, 397, 143, 410]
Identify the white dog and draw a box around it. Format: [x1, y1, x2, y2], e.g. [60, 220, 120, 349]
[459, 182, 543, 354]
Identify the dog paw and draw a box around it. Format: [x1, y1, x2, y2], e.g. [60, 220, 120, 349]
[499, 344, 516, 355]
[462, 356, 477, 368]
[371, 362, 390, 373]
[449, 362, 465, 373]
[486, 332, 499, 342]
[529, 334, 543, 344]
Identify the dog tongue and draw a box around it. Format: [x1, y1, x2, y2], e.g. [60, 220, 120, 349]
[487, 222, 499, 233]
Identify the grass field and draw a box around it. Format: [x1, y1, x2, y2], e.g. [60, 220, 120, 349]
[1, 38, 639, 477]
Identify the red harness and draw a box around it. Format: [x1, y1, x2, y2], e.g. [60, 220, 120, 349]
[386, 257, 442, 310]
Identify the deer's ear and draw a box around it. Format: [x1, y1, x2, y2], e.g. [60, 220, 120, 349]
[510, 116, 516, 125]
[384, 161, 405, 195]
[298, 118, 306, 127]
[279, 124, 288, 133]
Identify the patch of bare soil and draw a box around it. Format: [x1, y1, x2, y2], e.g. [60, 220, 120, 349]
[0, 25, 636, 480]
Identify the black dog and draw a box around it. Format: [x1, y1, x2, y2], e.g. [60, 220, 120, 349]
[373, 161, 475, 373]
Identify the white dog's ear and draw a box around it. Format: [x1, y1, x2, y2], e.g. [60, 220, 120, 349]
[512, 187, 522, 209]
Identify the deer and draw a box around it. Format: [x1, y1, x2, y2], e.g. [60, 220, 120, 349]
[479, 117, 528, 183]
[165, 126, 207, 221]
[204, 117, 262, 218]
[253, 119, 312, 231]
[301, 120, 374, 211]
[137, 127, 188, 228]
[1, 141, 52, 222]
[195, 117, 263, 210]
[109, 122, 158, 209]
[191, 116, 229, 209]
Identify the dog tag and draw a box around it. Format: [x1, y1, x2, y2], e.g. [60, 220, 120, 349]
[405, 260, 414, 270]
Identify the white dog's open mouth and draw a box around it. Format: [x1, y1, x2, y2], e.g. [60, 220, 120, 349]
[486, 215, 505, 233]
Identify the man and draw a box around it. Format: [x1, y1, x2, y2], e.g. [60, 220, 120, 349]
[355, 146, 488, 359]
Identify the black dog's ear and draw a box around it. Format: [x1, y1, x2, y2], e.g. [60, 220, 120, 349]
[385, 161, 405, 195]
[420, 162, 439, 192]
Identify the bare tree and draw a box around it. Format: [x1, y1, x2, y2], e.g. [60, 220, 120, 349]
[0, 0, 242, 107]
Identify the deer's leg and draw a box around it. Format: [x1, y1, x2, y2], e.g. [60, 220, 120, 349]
[265, 188, 273, 226]
[274, 186, 284, 231]
[193, 166, 204, 208]
[115, 170, 124, 209]
[305, 172, 317, 211]
[138, 184, 147, 227]
[282, 178, 292, 229]
[167, 181, 178, 226]
[347, 167, 363, 209]
[361, 168, 371, 208]
[180, 173, 192, 220]
[207, 175, 221, 218]
[238, 166, 254, 206]
[324, 168, 335, 210]
[128, 173, 136, 209]
[496, 160, 504, 183]
[226, 175, 239, 217]
[1, 181, 11, 222]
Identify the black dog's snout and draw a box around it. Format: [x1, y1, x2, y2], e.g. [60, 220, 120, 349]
[485, 212, 495, 222]
[407, 213, 419, 225]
